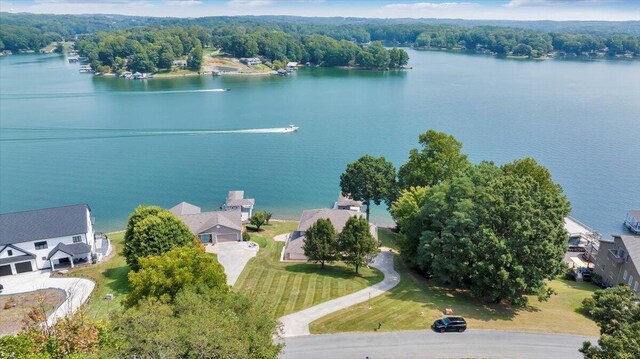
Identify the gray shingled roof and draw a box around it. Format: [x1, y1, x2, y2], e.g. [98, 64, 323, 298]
[0, 254, 35, 265]
[46, 242, 92, 260]
[169, 202, 202, 216]
[336, 192, 363, 208]
[226, 191, 255, 207]
[297, 208, 364, 233]
[170, 202, 242, 234]
[0, 204, 90, 246]
[620, 235, 640, 273]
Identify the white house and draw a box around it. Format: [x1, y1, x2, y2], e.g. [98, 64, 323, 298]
[170, 202, 243, 244]
[286, 62, 298, 71]
[0, 204, 97, 276]
[222, 191, 255, 221]
[240, 57, 262, 66]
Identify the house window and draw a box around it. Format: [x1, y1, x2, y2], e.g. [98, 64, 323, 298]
[623, 270, 628, 280]
[72, 235, 82, 243]
[629, 275, 634, 287]
[7, 250, 12, 256]
[635, 281, 639, 293]
[34, 241, 48, 250]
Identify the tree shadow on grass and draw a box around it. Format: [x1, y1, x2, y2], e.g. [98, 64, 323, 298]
[283, 263, 380, 284]
[387, 257, 540, 323]
[103, 265, 130, 295]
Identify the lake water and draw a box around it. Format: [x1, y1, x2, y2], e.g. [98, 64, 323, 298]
[1, 49, 639, 235]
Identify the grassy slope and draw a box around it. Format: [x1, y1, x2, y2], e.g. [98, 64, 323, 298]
[69, 232, 130, 320]
[233, 221, 384, 319]
[311, 228, 599, 336]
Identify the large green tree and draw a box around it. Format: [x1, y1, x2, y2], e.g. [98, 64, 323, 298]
[580, 286, 640, 359]
[111, 289, 282, 359]
[303, 218, 338, 269]
[125, 246, 228, 307]
[469, 169, 570, 304]
[187, 43, 203, 71]
[339, 155, 396, 221]
[123, 205, 196, 271]
[581, 285, 640, 335]
[338, 216, 379, 274]
[398, 130, 470, 189]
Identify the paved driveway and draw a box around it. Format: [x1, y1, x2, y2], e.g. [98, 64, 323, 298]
[280, 329, 596, 359]
[0, 270, 95, 325]
[279, 249, 400, 337]
[206, 241, 259, 286]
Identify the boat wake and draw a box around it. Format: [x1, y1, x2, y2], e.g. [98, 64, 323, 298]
[0, 88, 230, 100]
[0, 126, 298, 143]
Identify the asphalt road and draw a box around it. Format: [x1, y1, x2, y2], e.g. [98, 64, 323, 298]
[279, 329, 596, 359]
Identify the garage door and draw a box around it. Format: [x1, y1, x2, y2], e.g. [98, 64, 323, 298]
[14, 261, 33, 274]
[0, 265, 12, 277]
[216, 233, 238, 243]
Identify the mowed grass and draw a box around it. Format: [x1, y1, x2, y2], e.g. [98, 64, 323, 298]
[233, 221, 384, 319]
[311, 228, 599, 336]
[68, 231, 130, 320]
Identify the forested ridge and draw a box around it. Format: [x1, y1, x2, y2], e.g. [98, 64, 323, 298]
[1, 13, 638, 68]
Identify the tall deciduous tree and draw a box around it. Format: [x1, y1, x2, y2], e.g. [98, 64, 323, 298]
[339, 216, 379, 274]
[469, 171, 570, 305]
[111, 289, 282, 359]
[303, 218, 338, 269]
[580, 286, 640, 359]
[123, 205, 196, 271]
[340, 155, 396, 221]
[250, 211, 267, 230]
[398, 130, 470, 189]
[187, 43, 203, 71]
[125, 246, 228, 308]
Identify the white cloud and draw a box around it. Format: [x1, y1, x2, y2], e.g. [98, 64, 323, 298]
[227, 0, 274, 7]
[384, 2, 478, 10]
[166, 0, 202, 6]
[505, 0, 616, 7]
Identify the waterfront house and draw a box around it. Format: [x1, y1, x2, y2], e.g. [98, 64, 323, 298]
[0, 204, 99, 276]
[593, 235, 640, 294]
[286, 62, 298, 71]
[240, 57, 262, 66]
[172, 59, 187, 69]
[333, 192, 363, 212]
[283, 208, 377, 261]
[170, 202, 242, 244]
[221, 191, 255, 222]
[624, 210, 640, 234]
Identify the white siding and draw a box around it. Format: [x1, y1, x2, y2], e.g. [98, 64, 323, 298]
[11, 232, 92, 269]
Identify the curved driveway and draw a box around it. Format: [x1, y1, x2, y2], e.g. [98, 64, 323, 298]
[279, 249, 400, 337]
[280, 329, 596, 359]
[1, 270, 95, 325]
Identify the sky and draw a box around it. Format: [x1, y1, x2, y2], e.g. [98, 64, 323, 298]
[0, 0, 639, 21]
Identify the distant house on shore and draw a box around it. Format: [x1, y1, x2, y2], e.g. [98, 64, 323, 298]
[172, 59, 187, 69]
[222, 191, 255, 222]
[0, 204, 106, 276]
[283, 208, 377, 261]
[624, 210, 640, 234]
[240, 57, 262, 66]
[333, 192, 363, 212]
[593, 234, 640, 294]
[286, 62, 298, 71]
[170, 202, 242, 244]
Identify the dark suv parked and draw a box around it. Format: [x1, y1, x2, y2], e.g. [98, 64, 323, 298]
[433, 317, 467, 333]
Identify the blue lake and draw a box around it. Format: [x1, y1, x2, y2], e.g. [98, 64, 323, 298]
[1, 49, 639, 235]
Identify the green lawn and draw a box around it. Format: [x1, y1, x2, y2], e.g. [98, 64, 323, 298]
[68, 231, 130, 320]
[310, 228, 599, 336]
[233, 221, 384, 319]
